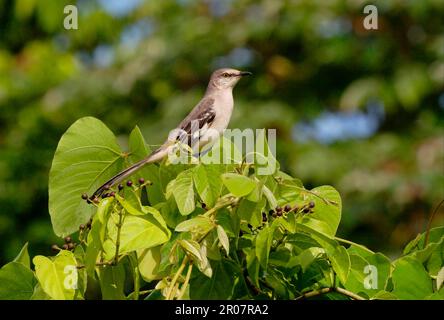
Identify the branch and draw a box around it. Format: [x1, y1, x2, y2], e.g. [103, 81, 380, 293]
[296, 287, 366, 300]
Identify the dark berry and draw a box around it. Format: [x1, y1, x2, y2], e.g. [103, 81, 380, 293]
[269, 209, 274, 215]
[102, 193, 109, 198]
[275, 206, 282, 212]
[239, 230, 244, 237]
[201, 203, 207, 209]
[126, 180, 133, 187]
[62, 244, 69, 250]
[64, 236, 72, 243]
[248, 224, 253, 229]
[109, 191, 116, 197]
[81, 193, 88, 200]
[309, 201, 315, 208]
[303, 208, 310, 214]
[292, 205, 299, 212]
[79, 224, 85, 231]
[51, 244, 59, 252]
[284, 205, 291, 212]
[262, 215, 267, 222]
[138, 177, 145, 184]
[272, 212, 277, 218]
[118, 184, 124, 191]
[93, 197, 99, 204]
[104, 184, 110, 190]
[276, 210, 283, 217]
[67, 243, 75, 250]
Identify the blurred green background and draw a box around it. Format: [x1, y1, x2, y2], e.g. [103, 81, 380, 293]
[0, 0, 443, 264]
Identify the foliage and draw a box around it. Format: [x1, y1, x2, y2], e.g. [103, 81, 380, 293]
[1, 117, 442, 300]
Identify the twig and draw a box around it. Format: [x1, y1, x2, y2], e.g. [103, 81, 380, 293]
[177, 263, 193, 300]
[295, 287, 366, 300]
[114, 207, 125, 265]
[166, 256, 189, 300]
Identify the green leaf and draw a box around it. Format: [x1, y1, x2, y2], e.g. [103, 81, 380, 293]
[221, 173, 256, 197]
[98, 264, 126, 300]
[137, 247, 162, 282]
[371, 291, 398, 300]
[392, 256, 433, 299]
[169, 169, 195, 215]
[175, 216, 214, 234]
[33, 250, 78, 300]
[178, 240, 202, 262]
[217, 225, 230, 255]
[255, 225, 275, 269]
[106, 214, 170, 257]
[301, 185, 342, 237]
[13, 242, 31, 269]
[85, 214, 103, 276]
[49, 117, 125, 236]
[0, 262, 37, 300]
[115, 194, 144, 215]
[192, 164, 224, 207]
[189, 259, 238, 299]
[330, 245, 351, 285]
[128, 126, 164, 204]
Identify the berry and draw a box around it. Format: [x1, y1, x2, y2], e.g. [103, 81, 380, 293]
[303, 208, 310, 214]
[269, 209, 274, 215]
[248, 224, 253, 229]
[309, 201, 315, 208]
[272, 212, 277, 218]
[102, 193, 109, 198]
[118, 184, 124, 191]
[284, 205, 291, 212]
[79, 224, 85, 231]
[93, 197, 99, 204]
[62, 244, 69, 250]
[104, 184, 110, 190]
[262, 215, 267, 222]
[201, 203, 207, 209]
[109, 191, 116, 197]
[138, 177, 145, 184]
[64, 236, 72, 243]
[276, 210, 283, 217]
[275, 206, 282, 212]
[81, 193, 88, 200]
[68, 243, 75, 250]
[126, 180, 133, 187]
[51, 244, 59, 252]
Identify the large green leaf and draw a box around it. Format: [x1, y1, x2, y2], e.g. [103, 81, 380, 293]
[137, 246, 163, 282]
[300, 185, 342, 237]
[255, 224, 275, 269]
[221, 173, 256, 197]
[189, 259, 238, 299]
[192, 164, 224, 207]
[128, 126, 164, 204]
[392, 256, 433, 299]
[0, 262, 37, 300]
[13, 242, 31, 269]
[98, 264, 126, 300]
[49, 117, 125, 236]
[33, 250, 78, 300]
[105, 214, 170, 257]
[168, 169, 195, 215]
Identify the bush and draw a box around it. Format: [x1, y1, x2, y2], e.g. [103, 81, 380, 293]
[0, 117, 442, 300]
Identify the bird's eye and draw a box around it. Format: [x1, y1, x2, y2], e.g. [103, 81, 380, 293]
[222, 73, 230, 77]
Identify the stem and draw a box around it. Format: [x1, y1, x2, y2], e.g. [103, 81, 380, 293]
[166, 256, 189, 300]
[295, 287, 365, 300]
[114, 208, 125, 265]
[425, 199, 444, 246]
[177, 263, 193, 300]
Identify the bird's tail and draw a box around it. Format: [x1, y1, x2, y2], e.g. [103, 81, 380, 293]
[91, 147, 166, 199]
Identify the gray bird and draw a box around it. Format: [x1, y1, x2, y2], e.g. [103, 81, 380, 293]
[92, 68, 251, 198]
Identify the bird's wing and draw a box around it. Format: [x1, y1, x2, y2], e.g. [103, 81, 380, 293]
[175, 97, 216, 145]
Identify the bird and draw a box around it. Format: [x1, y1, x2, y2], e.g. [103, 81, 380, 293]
[91, 68, 251, 199]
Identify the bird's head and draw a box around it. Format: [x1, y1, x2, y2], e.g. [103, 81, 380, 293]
[209, 68, 252, 90]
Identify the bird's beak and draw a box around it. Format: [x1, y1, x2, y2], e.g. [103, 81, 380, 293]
[238, 71, 252, 77]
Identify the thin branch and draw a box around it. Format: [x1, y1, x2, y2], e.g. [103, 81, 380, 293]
[177, 263, 193, 300]
[295, 287, 366, 300]
[166, 256, 189, 300]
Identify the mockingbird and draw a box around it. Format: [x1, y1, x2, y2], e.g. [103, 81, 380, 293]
[92, 68, 251, 198]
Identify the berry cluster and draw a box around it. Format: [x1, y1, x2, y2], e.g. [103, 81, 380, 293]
[51, 236, 77, 252]
[81, 177, 149, 205]
[245, 201, 316, 233]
